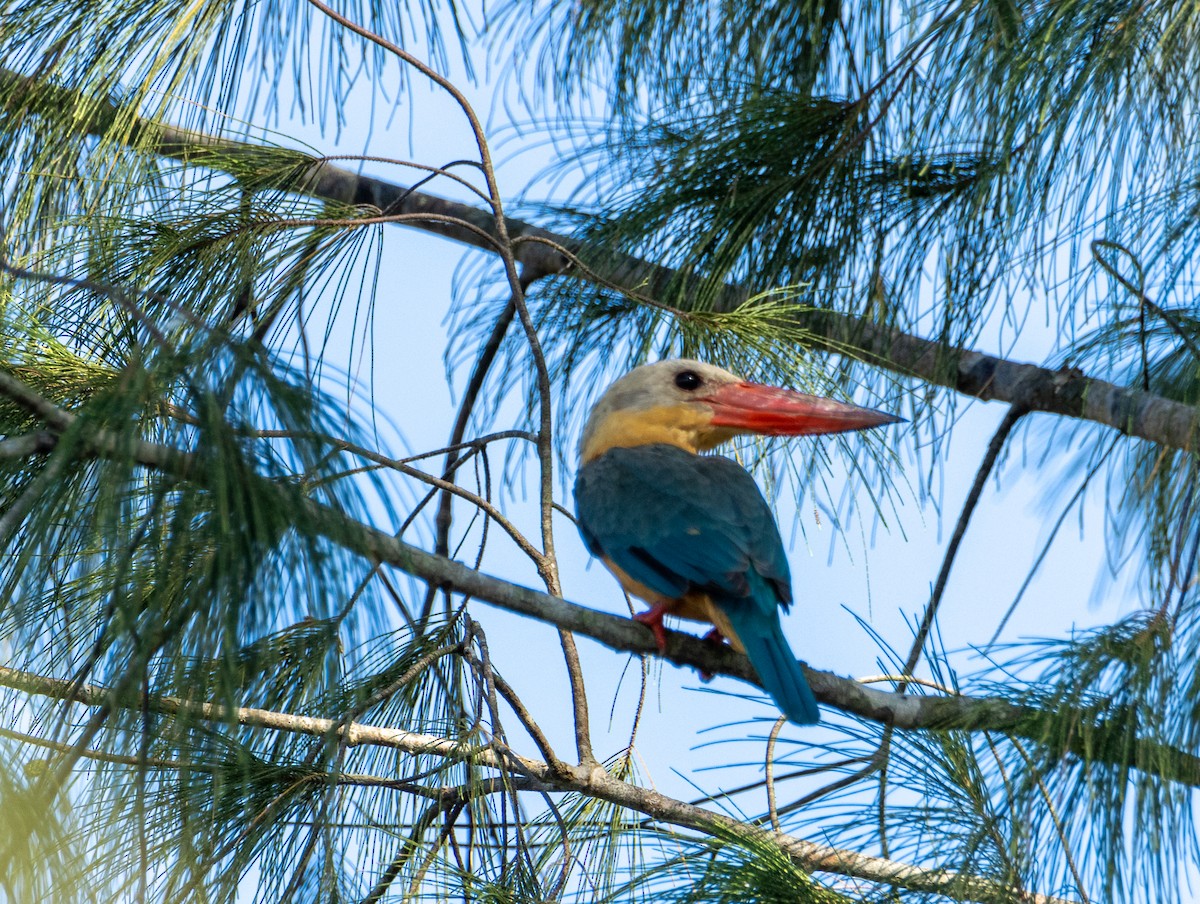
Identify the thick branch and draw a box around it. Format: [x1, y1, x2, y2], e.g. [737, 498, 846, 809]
[320, 505, 1200, 787]
[0, 663, 1073, 904]
[3, 66, 1196, 452]
[137, 151, 1200, 453]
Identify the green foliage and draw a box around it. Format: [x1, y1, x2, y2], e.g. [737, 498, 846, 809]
[623, 831, 859, 904]
[0, 760, 80, 903]
[994, 615, 1200, 903]
[1, 0, 1200, 902]
[0, 276, 434, 898]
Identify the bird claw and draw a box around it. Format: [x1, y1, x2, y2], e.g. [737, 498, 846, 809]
[697, 627, 729, 681]
[633, 612, 728, 685]
[633, 604, 670, 652]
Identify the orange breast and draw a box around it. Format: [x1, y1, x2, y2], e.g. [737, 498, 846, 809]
[600, 556, 744, 653]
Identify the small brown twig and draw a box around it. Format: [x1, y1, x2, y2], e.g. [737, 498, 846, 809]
[765, 716, 787, 833]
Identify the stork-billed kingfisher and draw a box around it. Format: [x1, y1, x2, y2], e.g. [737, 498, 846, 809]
[573, 359, 901, 725]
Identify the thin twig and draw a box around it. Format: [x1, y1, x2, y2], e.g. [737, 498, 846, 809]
[1009, 736, 1092, 904]
[622, 654, 650, 771]
[771, 758, 884, 821]
[902, 404, 1028, 681]
[365, 799, 462, 904]
[687, 756, 875, 815]
[486, 669, 559, 767]
[988, 440, 1118, 646]
[340, 642, 464, 727]
[765, 716, 786, 833]
[1092, 240, 1200, 361]
[424, 292, 521, 625]
[981, 732, 1027, 897]
[390, 459, 543, 562]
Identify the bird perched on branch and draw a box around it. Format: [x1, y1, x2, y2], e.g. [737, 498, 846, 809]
[574, 359, 902, 725]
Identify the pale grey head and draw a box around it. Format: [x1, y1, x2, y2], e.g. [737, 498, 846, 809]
[578, 358, 904, 463]
[579, 359, 743, 458]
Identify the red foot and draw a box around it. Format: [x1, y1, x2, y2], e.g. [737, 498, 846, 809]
[633, 604, 671, 652]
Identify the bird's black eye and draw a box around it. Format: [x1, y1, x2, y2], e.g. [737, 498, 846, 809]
[674, 370, 703, 391]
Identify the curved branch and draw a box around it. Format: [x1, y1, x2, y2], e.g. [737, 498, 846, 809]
[0, 662, 1075, 904]
[3, 66, 1197, 453]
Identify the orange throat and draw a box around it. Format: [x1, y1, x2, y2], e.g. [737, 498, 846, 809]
[580, 405, 734, 463]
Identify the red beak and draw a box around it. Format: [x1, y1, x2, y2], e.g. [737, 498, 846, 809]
[705, 382, 903, 436]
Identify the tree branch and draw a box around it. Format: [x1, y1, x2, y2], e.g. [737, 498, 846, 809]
[3, 66, 1196, 453]
[0, 662, 1076, 904]
[308, 497, 1200, 788]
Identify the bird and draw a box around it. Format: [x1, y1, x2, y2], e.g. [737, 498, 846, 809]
[573, 359, 902, 725]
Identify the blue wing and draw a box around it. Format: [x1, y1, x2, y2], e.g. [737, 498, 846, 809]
[575, 444, 818, 725]
[575, 445, 791, 603]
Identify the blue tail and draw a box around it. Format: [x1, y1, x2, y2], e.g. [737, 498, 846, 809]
[718, 600, 820, 726]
